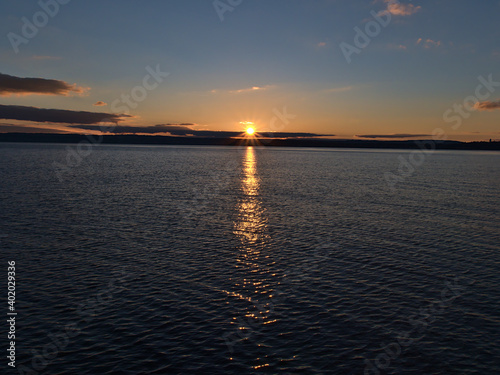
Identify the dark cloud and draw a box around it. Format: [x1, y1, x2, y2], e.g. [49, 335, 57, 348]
[70, 124, 328, 138]
[0, 104, 130, 124]
[0, 123, 69, 134]
[0, 73, 87, 96]
[474, 100, 500, 111]
[71, 124, 239, 136]
[356, 134, 432, 139]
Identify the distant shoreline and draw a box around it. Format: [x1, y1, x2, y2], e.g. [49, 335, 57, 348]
[1, 133, 499, 151]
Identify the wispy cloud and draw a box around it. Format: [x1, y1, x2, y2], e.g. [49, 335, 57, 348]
[229, 85, 275, 94]
[322, 86, 353, 94]
[0, 104, 130, 124]
[416, 38, 441, 48]
[211, 85, 276, 94]
[474, 100, 500, 111]
[0, 73, 88, 97]
[387, 43, 407, 50]
[93, 101, 107, 106]
[383, 0, 421, 16]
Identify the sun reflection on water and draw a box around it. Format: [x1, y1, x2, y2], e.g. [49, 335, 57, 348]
[229, 147, 276, 369]
[233, 147, 267, 244]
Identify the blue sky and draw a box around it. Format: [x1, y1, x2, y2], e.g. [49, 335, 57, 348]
[1, 0, 499, 140]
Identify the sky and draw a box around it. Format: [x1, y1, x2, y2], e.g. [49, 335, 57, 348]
[0, 0, 499, 141]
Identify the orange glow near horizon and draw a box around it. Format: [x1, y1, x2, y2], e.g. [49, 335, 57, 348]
[246, 127, 255, 136]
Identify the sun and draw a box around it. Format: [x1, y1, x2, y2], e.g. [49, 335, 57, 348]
[246, 127, 255, 136]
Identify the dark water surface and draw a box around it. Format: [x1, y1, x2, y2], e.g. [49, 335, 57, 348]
[1, 143, 499, 374]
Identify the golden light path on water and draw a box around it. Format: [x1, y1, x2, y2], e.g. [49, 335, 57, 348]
[229, 147, 278, 370]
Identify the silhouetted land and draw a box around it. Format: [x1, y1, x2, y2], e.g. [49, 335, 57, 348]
[1, 133, 500, 150]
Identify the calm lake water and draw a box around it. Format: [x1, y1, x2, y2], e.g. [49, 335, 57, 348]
[1, 143, 499, 374]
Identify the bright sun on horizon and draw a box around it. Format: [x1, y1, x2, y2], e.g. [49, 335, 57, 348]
[246, 128, 255, 135]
